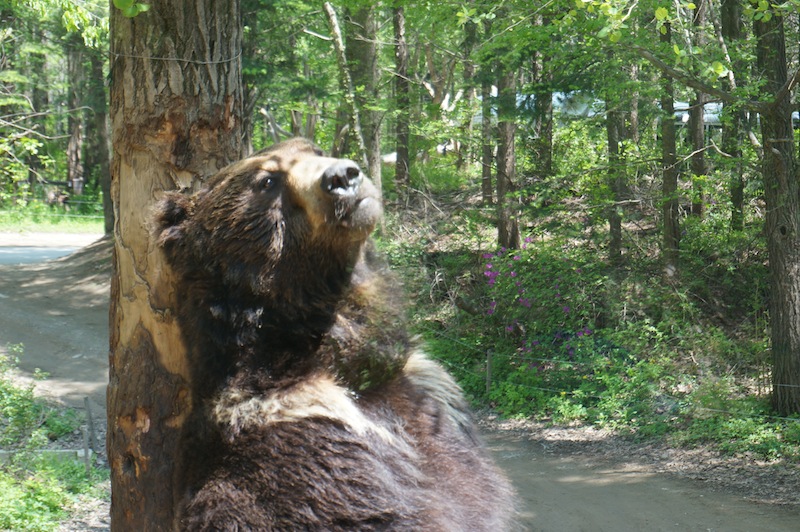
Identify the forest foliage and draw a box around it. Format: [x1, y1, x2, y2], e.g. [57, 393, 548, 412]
[3, 0, 800, 456]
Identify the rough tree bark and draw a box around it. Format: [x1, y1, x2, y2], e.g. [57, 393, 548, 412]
[480, 76, 493, 204]
[660, 23, 680, 274]
[720, 0, 745, 231]
[345, 3, 381, 193]
[106, 1, 243, 528]
[66, 33, 84, 195]
[393, 5, 410, 189]
[480, 19, 493, 205]
[606, 102, 624, 266]
[324, 2, 368, 171]
[86, 51, 113, 235]
[496, 62, 519, 249]
[530, 14, 553, 180]
[688, 0, 708, 218]
[753, 13, 800, 416]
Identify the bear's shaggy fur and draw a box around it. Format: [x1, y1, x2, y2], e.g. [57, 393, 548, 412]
[154, 138, 516, 531]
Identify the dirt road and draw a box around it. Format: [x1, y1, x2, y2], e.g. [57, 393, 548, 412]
[1, 233, 799, 531]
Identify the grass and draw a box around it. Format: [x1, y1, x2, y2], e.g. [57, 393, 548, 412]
[0, 209, 104, 234]
[377, 181, 800, 464]
[0, 195, 104, 234]
[0, 346, 109, 531]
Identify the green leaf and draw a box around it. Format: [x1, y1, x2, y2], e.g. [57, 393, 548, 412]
[113, 0, 150, 18]
[655, 7, 669, 21]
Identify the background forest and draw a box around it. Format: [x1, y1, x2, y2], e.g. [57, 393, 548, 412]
[3, 0, 800, 476]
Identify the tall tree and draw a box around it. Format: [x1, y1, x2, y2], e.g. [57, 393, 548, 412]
[106, 1, 244, 528]
[479, 18, 493, 204]
[660, 22, 680, 273]
[496, 61, 519, 249]
[752, 8, 800, 415]
[688, 0, 708, 218]
[65, 32, 84, 194]
[606, 99, 624, 266]
[719, 0, 745, 231]
[345, 3, 382, 192]
[85, 50, 112, 234]
[393, 4, 410, 189]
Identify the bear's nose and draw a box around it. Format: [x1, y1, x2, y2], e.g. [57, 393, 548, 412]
[320, 160, 362, 196]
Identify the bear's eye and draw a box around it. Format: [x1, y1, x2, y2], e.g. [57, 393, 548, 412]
[256, 172, 282, 192]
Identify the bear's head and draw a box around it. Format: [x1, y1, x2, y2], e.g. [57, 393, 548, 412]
[155, 137, 382, 301]
[154, 138, 407, 393]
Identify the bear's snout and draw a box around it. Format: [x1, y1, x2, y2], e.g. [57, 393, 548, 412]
[321, 160, 363, 197]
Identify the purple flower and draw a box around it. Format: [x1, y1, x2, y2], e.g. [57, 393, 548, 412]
[482, 253, 494, 259]
[563, 305, 570, 314]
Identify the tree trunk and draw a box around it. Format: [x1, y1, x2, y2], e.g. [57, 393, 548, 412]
[689, 1, 707, 218]
[480, 19, 493, 205]
[107, 1, 243, 528]
[66, 33, 84, 195]
[457, 8, 478, 170]
[345, 4, 381, 193]
[720, 0, 745, 231]
[87, 52, 113, 235]
[530, 27, 553, 180]
[496, 64, 519, 249]
[606, 103, 624, 266]
[661, 23, 680, 273]
[688, 91, 706, 218]
[26, 26, 47, 188]
[324, 3, 368, 171]
[753, 14, 800, 416]
[393, 6, 410, 190]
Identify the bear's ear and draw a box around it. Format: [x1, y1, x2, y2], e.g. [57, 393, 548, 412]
[153, 191, 193, 249]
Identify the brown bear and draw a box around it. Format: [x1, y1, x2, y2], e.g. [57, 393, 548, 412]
[154, 138, 516, 531]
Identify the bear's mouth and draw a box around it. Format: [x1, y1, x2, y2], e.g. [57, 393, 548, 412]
[319, 160, 383, 233]
[339, 196, 382, 231]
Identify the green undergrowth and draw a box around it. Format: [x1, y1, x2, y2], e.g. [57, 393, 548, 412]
[0, 194, 104, 233]
[378, 194, 800, 463]
[0, 346, 109, 531]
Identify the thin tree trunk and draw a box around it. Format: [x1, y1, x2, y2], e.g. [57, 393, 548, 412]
[393, 6, 410, 189]
[688, 92, 706, 218]
[87, 52, 113, 235]
[345, 4, 381, 193]
[661, 23, 680, 273]
[496, 64, 519, 249]
[480, 20, 493, 205]
[689, 1, 707, 218]
[720, 0, 745, 231]
[324, 2, 368, 172]
[606, 102, 624, 266]
[107, 1, 244, 528]
[66, 34, 84, 195]
[531, 23, 553, 180]
[457, 7, 478, 170]
[753, 14, 800, 416]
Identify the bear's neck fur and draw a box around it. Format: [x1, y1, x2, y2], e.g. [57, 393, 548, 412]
[175, 240, 411, 403]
